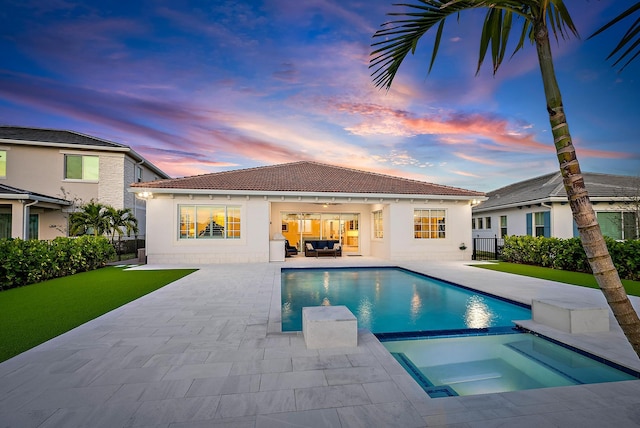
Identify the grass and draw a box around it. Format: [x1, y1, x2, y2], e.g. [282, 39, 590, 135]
[0, 266, 197, 363]
[472, 262, 640, 297]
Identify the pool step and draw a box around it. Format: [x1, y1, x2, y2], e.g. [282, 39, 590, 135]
[390, 352, 459, 398]
[504, 339, 632, 384]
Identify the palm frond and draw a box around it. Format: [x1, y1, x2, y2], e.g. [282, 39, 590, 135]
[370, 0, 578, 89]
[589, 3, 640, 72]
[370, 0, 476, 90]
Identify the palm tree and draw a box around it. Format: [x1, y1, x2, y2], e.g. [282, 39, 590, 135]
[370, 0, 640, 357]
[105, 207, 139, 260]
[69, 201, 110, 237]
[589, 2, 640, 71]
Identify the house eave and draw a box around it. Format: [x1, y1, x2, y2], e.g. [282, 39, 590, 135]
[0, 193, 72, 205]
[129, 187, 486, 202]
[0, 138, 131, 153]
[472, 195, 632, 213]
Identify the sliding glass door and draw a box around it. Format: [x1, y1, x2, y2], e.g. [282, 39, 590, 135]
[281, 212, 359, 254]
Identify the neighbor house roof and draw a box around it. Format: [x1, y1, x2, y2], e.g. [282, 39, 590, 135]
[0, 126, 170, 179]
[131, 161, 485, 198]
[473, 171, 640, 212]
[0, 183, 71, 205]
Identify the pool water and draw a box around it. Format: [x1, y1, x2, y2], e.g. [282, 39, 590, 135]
[382, 333, 639, 397]
[281, 267, 531, 333]
[281, 267, 639, 397]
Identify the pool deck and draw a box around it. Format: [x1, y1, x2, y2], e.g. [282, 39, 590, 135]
[2, 257, 640, 427]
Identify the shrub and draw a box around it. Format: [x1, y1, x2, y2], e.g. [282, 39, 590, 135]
[0, 236, 115, 290]
[501, 235, 640, 281]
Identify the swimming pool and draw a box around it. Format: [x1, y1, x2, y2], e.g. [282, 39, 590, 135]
[281, 267, 531, 333]
[382, 333, 638, 397]
[281, 267, 640, 397]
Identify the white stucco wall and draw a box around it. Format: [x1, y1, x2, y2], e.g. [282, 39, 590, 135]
[388, 201, 472, 261]
[369, 203, 390, 259]
[144, 194, 476, 264]
[145, 195, 270, 264]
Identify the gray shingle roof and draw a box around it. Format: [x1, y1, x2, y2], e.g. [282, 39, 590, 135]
[0, 126, 127, 148]
[131, 161, 484, 197]
[0, 184, 71, 205]
[475, 171, 640, 211]
[0, 125, 170, 179]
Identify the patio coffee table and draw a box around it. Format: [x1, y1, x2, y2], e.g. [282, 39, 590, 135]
[316, 248, 337, 258]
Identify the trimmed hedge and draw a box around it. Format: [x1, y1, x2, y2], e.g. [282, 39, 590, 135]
[0, 236, 115, 290]
[501, 235, 640, 281]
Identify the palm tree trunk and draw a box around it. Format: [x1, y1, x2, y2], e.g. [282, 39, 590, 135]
[534, 21, 640, 357]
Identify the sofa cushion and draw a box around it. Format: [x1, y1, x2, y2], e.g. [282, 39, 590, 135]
[306, 243, 314, 251]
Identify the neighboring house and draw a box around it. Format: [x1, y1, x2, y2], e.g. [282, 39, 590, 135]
[130, 161, 485, 264]
[0, 126, 170, 240]
[472, 172, 640, 241]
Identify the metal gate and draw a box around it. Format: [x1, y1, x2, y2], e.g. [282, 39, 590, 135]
[472, 236, 504, 261]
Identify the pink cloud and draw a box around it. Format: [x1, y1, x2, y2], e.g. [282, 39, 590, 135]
[339, 101, 630, 159]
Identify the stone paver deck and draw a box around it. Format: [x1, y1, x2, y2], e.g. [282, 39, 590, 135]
[2, 257, 640, 427]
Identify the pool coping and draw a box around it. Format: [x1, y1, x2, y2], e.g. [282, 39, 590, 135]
[2, 258, 640, 427]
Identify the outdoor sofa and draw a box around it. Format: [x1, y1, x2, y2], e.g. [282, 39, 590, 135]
[304, 240, 342, 257]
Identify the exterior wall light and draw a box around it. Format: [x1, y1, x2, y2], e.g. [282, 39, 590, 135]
[136, 191, 153, 200]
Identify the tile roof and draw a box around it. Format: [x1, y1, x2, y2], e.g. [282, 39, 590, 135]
[0, 126, 127, 148]
[131, 161, 484, 197]
[475, 171, 640, 210]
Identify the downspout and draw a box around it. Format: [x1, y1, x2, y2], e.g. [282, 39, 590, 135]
[22, 200, 37, 239]
[134, 159, 144, 239]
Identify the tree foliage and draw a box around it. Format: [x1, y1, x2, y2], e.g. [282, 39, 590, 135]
[0, 236, 115, 290]
[590, 3, 640, 72]
[69, 201, 110, 237]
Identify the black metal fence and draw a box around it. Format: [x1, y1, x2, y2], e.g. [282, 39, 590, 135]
[113, 238, 145, 255]
[472, 236, 504, 261]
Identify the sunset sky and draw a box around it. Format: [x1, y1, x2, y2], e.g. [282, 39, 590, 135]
[1, 1, 638, 191]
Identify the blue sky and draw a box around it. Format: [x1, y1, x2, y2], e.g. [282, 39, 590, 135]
[0, 1, 638, 192]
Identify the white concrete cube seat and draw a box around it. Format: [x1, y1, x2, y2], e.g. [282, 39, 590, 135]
[303, 305, 357, 349]
[532, 299, 609, 334]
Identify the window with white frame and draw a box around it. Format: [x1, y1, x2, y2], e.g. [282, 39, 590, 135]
[179, 205, 241, 239]
[136, 165, 143, 182]
[0, 150, 6, 178]
[64, 154, 99, 180]
[414, 209, 446, 239]
[597, 211, 638, 240]
[29, 213, 38, 240]
[0, 213, 10, 239]
[477, 217, 484, 229]
[485, 217, 492, 229]
[500, 215, 507, 237]
[373, 210, 383, 239]
[534, 212, 546, 237]
[471, 218, 476, 229]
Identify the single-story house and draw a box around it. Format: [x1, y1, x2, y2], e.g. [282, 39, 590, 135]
[130, 161, 485, 264]
[472, 171, 640, 240]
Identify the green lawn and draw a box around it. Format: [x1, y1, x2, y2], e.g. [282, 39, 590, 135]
[0, 266, 197, 363]
[471, 262, 640, 296]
